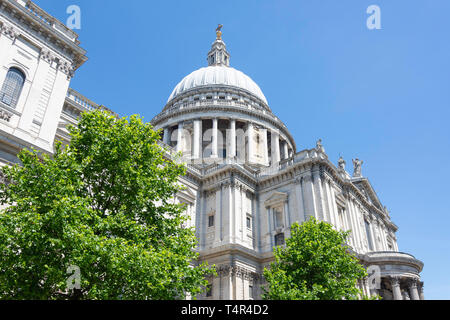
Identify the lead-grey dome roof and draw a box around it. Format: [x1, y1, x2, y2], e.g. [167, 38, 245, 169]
[167, 65, 268, 105]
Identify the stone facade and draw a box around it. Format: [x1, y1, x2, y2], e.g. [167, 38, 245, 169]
[151, 31, 424, 300]
[0, 1, 423, 300]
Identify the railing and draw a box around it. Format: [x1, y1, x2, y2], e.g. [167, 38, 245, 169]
[22, 0, 79, 43]
[66, 88, 99, 112]
[168, 98, 264, 112]
[294, 148, 327, 162]
[256, 149, 328, 178]
[153, 100, 284, 126]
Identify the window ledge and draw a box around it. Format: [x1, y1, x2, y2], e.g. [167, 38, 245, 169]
[0, 101, 21, 117]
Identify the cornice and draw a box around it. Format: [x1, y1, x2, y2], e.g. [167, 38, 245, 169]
[164, 84, 271, 113]
[360, 251, 424, 273]
[257, 154, 397, 232]
[0, 0, 87, 70]
[214, 264, 262, 281]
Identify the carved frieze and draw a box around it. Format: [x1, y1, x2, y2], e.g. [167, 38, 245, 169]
[58, 61, 74, 79]
[215, 264, 261, 281]
[1, 23, 19, 40]
[0, 109, 12, 122]
[40, 48, 55, 63]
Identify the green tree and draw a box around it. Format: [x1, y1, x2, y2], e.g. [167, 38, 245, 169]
[262, 217, 368, 300]
[0, 110, 213, 300]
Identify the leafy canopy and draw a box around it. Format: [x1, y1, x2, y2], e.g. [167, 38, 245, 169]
[262, 217, 368, 300]
[0, 110, 213, 299]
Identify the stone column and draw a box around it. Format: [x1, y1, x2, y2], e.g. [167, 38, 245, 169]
[271, 130, 280, 166]
[293, 178, 305, 224]
[240, 186, 246, 244]
[176, 122, 183, 153]
[211, 118, 218, 158]
[390, 277, 402, 300]
[324, 181, 336, 226]
[349, 200, 362, 251]
[402, 291, 410, 300]
[418, 282, 425, 300]
[163, 127, 170, 145]
[369, 220, 378, 251]
[222, 183, 233, 244]
[267, 207, 274, 248]
[301, 174, 317, 220]
[193, 120, 202, 159]
[247, 122, 254, 163]
[312, 169, 325, 221]
[261, 128, 269, 166]
[329, 186, 341, 230]
[228, 119, 236, 159]
[282, 141, 289, 160]
[408, 279, 420, 300]
[362, 278, 370, 298]
[214, 186, 222, 245]
[283, 201, 290, 237]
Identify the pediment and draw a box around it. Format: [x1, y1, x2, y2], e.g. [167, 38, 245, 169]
[352, 178, 383, 210]
[177, 187, 196, 203]
[264, 191, 288, 208]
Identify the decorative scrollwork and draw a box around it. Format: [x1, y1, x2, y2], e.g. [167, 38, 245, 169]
[0, 110, 12, 122]
[1, 23, 19, 40]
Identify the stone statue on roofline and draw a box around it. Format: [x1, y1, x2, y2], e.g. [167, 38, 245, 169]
[352, 158, 363, 177]
[338, 156, 346, 171]
[316, 139, 325, 153]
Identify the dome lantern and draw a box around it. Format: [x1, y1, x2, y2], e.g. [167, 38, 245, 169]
[207, 24, 230, 67]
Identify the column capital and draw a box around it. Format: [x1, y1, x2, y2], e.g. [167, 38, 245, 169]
[407, 278, 421, 300]
[389, 276, 401, 286]
[418, 281, 424, 290]
[1, 23, 19, 40]
[407, 278, 419, 288]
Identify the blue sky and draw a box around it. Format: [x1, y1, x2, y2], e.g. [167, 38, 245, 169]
[34, 0, 450, 299]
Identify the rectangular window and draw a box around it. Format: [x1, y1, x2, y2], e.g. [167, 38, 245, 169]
[246, 216, 252, 229]
[274, 209, 283, 228]
[275, 233, 285, 246]
[208, 215, 215, 227]
[206, 284, 212, 297]
[249, 285, 254, 299]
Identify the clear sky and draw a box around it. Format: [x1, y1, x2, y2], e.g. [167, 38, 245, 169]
[34, 0, 450, 299]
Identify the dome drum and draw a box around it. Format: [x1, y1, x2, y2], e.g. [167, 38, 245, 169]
[159, 116, 294, 168]
[152, 30, 296, 169]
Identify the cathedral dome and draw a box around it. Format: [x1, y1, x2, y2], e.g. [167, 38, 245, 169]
[167, 65, 268, 105]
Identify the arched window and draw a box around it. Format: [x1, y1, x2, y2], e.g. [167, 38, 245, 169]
[0, 67, 25, 108]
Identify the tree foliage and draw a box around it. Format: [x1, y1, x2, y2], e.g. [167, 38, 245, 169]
[262, 217, 368, 300]
[0, 110, 213, 299]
